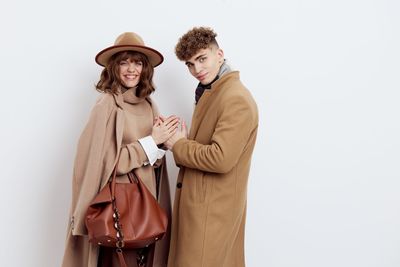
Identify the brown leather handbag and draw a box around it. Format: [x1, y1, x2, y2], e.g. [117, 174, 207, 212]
[85, 162, 168, 266]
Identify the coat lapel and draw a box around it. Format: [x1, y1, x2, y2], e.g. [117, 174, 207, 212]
[189, 91, 213, 140]
[189, 72, 236, 139]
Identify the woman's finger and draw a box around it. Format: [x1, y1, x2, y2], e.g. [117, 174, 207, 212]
[165, 118, 180, 128]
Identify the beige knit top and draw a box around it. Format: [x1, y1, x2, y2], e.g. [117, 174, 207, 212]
[116, 87, 159, 197]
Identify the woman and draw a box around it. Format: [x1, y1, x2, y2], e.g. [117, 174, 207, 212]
[62, 32, 177, 267]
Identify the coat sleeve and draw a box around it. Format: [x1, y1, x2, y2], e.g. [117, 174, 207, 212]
[116, 142, 149, 174]
[171, 94, 258, 174]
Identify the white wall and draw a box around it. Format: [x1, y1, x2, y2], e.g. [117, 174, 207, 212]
[1, 0, 399, 266]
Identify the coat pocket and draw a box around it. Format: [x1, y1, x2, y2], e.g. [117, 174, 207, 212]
[196, 172, 211, 203]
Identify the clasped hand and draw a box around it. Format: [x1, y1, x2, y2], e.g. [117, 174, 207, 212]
[151, 115, 187, 150]
[151, 115, 180, 145]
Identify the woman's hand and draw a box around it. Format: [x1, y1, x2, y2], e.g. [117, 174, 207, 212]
[151, 115, 180, 145]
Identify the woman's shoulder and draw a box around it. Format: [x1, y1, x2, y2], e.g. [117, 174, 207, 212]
[145, 96, 160, 115]
[95, 91, 123, 108]
[95, 92, 116, 105]
[145, 95, 155, 105]
[90, 92, 119, 114]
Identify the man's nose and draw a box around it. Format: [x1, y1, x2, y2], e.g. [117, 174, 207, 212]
[193, 63, 201, 74]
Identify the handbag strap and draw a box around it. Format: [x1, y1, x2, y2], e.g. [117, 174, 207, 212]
[115, 247, 149, 267]
[109, 156, 119, 199]
[127, 171, 139, 183]
[108, 155, 127, 267]
[109, 156, 149, 267]
[109, 157, 137, 199]
[116, 249, 128, 267]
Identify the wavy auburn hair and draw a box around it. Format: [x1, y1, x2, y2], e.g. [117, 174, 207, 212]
[96, 51, 155, 98]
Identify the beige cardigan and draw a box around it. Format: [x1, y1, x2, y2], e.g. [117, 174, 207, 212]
[62, 88, 171, 267]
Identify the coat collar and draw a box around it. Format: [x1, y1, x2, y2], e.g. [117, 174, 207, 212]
[189, 71, 240, 139]
[208, 71, 240, 93]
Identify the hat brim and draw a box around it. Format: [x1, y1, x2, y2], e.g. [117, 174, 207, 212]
[95, 45, 164, 67]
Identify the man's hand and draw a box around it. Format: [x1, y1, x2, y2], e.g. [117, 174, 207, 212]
[165, 119, 188, 150]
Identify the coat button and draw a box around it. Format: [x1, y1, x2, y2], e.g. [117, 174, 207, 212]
[176, 182, 182, 189]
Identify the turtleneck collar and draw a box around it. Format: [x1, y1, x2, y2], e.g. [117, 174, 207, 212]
[121, 86, 146, 104]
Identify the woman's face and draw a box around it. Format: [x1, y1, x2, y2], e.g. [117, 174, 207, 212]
[118, 57, 143, 88]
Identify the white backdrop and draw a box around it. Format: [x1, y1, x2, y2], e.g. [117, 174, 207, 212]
[1, 0, 399, 266]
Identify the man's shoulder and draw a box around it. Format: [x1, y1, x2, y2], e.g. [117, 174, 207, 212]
[219, 75, 257, 112]
[221, 75, 253, 101]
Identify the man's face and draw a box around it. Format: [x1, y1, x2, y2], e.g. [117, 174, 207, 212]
[185, 45, 224, 85]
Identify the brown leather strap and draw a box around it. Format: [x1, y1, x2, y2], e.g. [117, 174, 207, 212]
[145, 244, 155, 267]
[116, 249, 128, 267]
[110, 153, 124, 198]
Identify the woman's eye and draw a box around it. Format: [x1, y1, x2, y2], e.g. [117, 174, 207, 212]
[120, 61, 128, 66]
[137, 61, 143, 66]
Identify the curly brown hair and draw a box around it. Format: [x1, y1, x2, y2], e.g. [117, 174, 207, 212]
[96, 51, 155, 98]
[175, 27, 219, 61]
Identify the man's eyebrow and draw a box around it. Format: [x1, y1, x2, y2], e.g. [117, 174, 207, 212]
[195, 53, 206, 60]
[185, 53, 207, 65]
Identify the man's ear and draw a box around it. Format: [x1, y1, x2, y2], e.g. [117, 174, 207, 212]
[217, 48, 224, 63]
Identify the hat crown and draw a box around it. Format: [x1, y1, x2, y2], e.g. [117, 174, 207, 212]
[115, 32, 145, 47]
[95, 31, 163, 67]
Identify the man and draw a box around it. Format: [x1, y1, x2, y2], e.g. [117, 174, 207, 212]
[165, 27, 259, 267]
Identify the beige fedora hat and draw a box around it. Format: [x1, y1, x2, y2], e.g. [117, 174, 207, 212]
[95, 32, 163, 67]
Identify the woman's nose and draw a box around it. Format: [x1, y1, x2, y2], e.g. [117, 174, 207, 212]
[128, 63, 137, 72]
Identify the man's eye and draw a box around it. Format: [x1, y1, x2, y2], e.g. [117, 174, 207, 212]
[199, 57, 206, 62]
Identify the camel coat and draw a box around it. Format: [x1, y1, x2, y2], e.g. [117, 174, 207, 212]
[167, 71, 259, 267]
[62, 89, 171, 267]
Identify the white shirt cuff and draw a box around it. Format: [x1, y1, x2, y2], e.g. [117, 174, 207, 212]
[138, 136, 166, 166]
